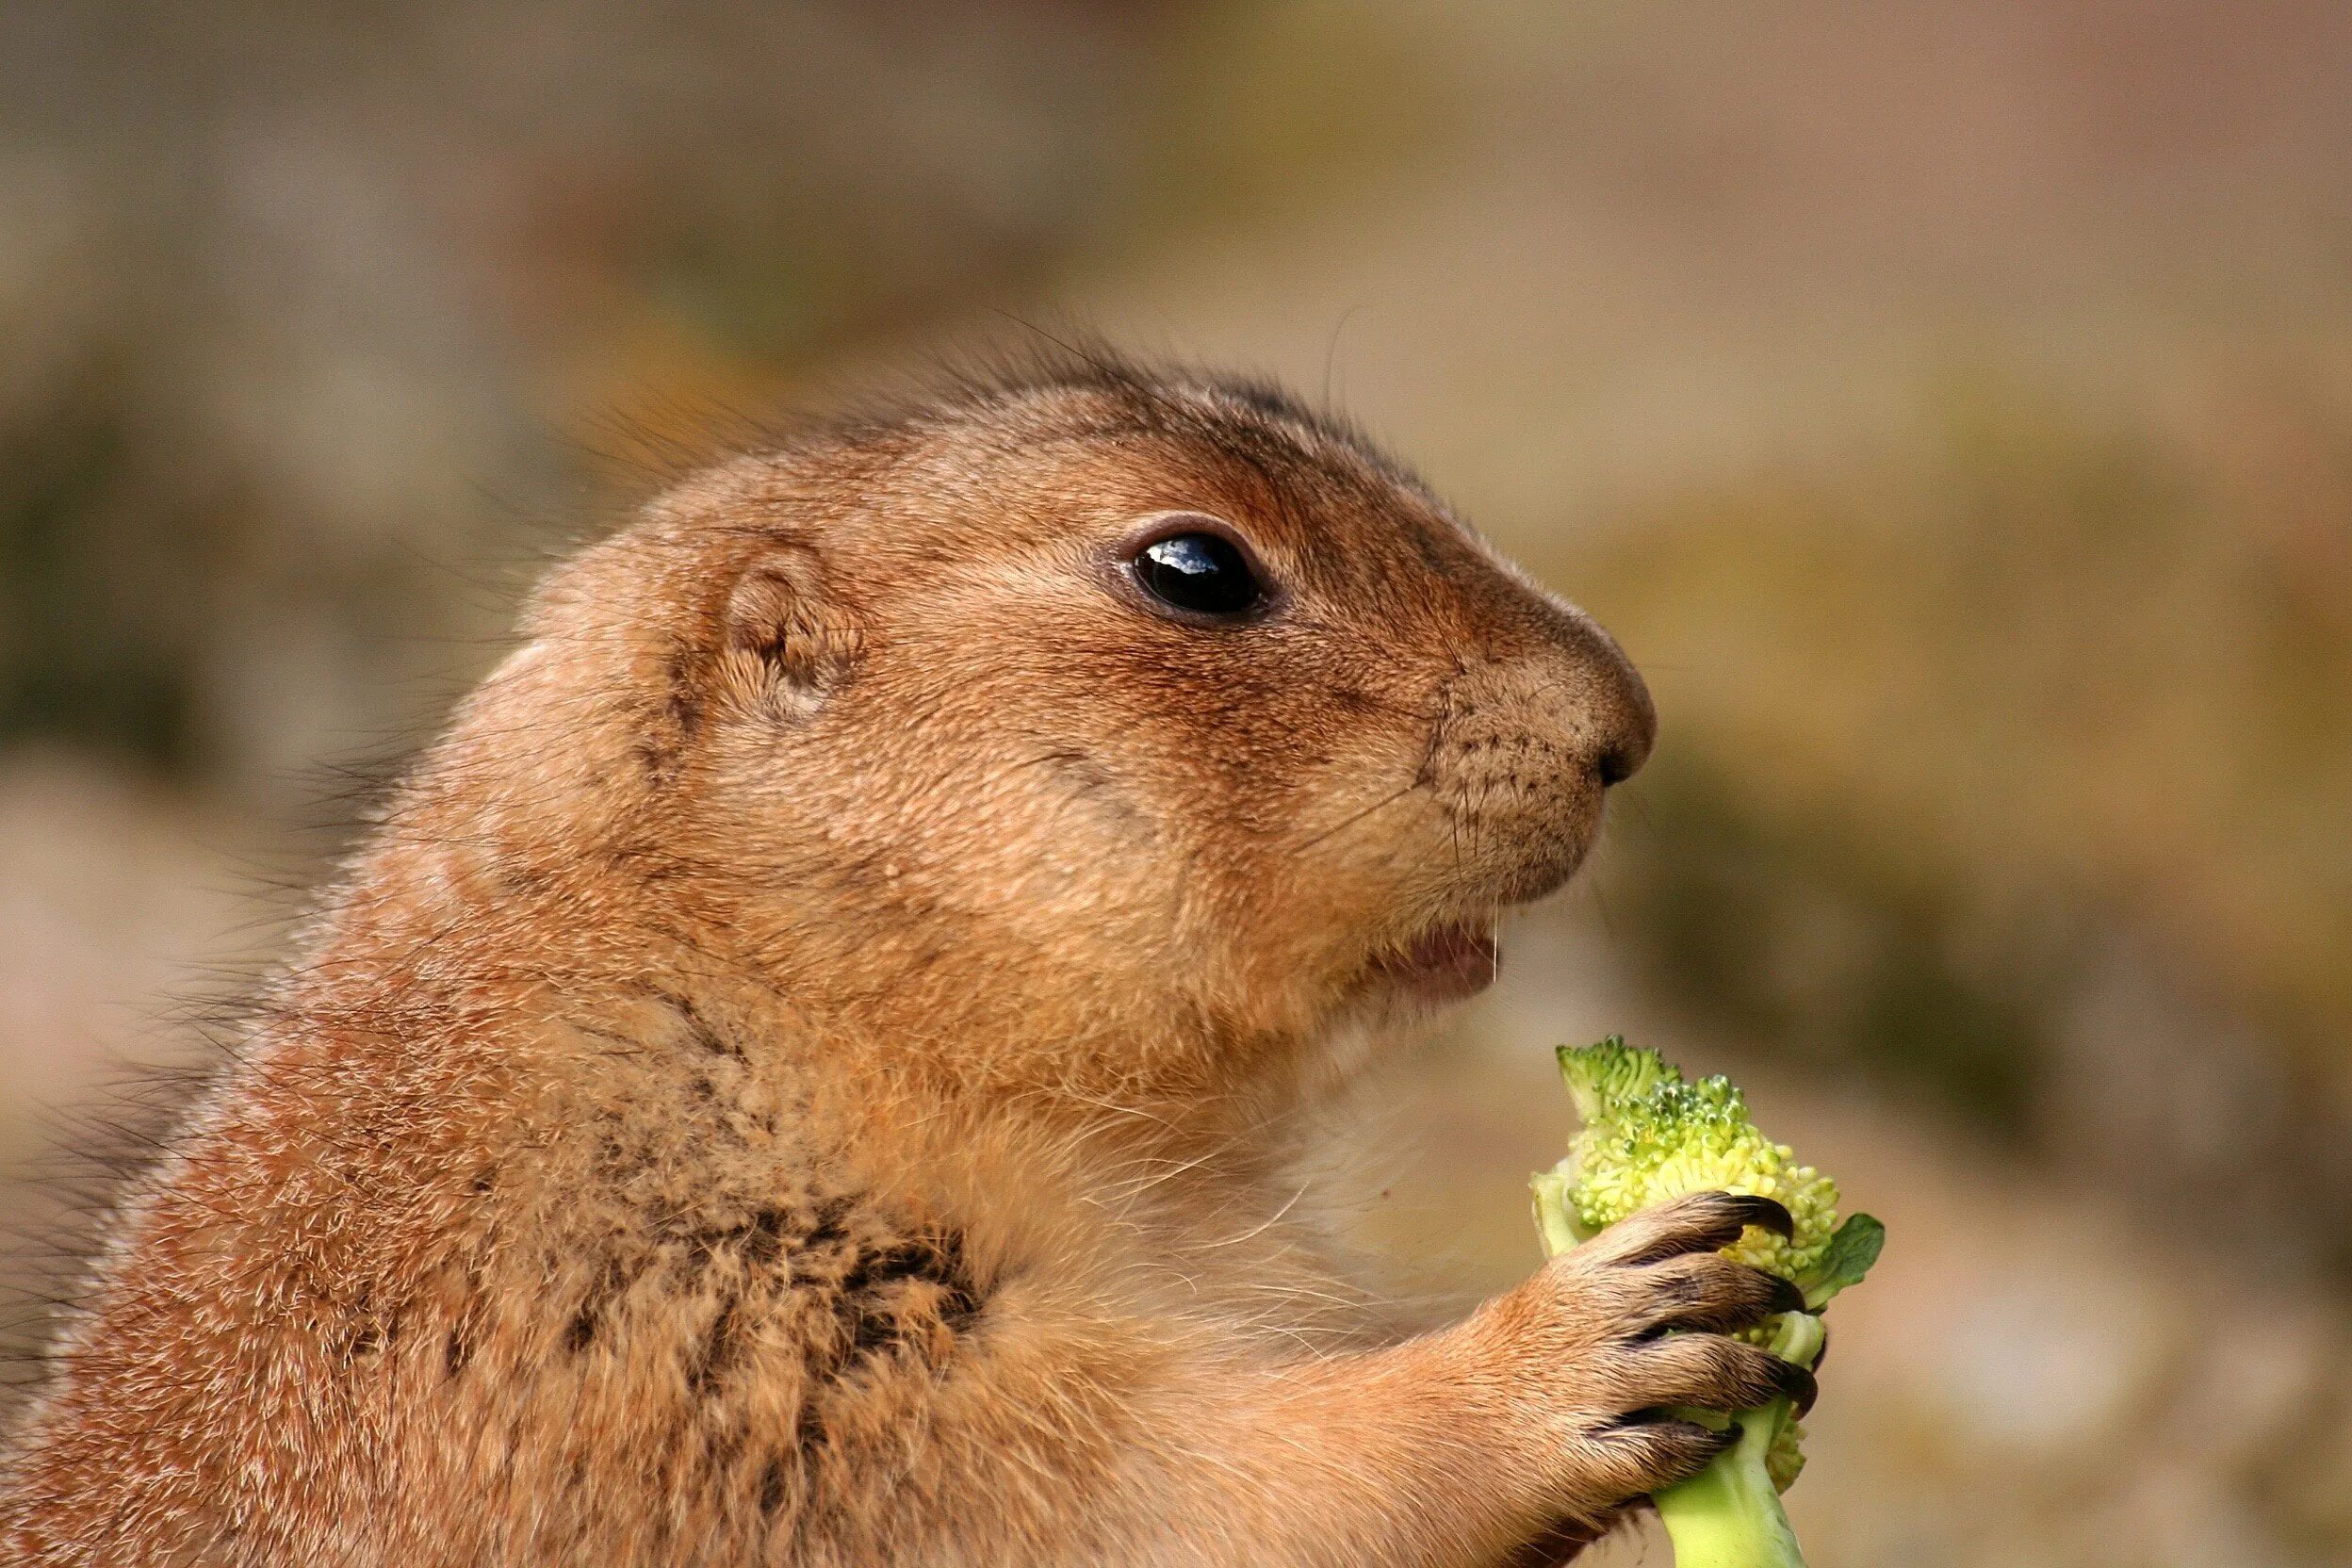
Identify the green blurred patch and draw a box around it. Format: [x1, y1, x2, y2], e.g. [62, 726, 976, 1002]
[0, 374, 203, 774]
[1612, 750, 2055, 1133]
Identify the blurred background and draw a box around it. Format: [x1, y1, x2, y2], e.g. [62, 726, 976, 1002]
[2, 2, 2348, 1562]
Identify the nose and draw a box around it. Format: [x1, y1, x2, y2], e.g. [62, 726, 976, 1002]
[1579, 624, 1656, 789]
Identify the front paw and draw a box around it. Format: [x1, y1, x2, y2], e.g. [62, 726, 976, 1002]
[1478, 1191, 1812, 1517]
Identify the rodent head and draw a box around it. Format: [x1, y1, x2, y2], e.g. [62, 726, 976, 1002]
[459, 358, 1652, 1106]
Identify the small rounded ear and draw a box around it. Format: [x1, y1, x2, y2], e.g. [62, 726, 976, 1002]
[716, 545, 864, 720]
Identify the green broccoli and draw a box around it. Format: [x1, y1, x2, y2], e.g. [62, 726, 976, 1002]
[1529, 1037, 1884, 1568]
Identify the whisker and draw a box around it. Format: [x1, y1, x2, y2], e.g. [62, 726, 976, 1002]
[1291, 781, 1419, 853]
[1201, 1183, 1312, 1249]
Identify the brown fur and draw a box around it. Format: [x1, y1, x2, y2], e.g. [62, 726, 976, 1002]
[0, 354, 1803, 1565]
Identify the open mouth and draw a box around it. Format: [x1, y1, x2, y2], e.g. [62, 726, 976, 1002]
[1366, 920, 1500, 1004]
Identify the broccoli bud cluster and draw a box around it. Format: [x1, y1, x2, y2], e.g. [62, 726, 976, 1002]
[1544, 1038, 1840, 1281]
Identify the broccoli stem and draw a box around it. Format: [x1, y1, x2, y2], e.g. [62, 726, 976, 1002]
[1652, 1401, 1807, 1568]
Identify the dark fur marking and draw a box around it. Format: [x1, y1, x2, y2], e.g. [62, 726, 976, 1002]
[644, 1203, 805, 1292]
[823, 1230, 986, 1365]
[341, 1305, 397, 1362]
[744, 1206, 787, 1269]
[701, 1416, 748, 1474]
[564, 1256, 636, 1354]
[939, 1279, 983, 1334]
[848, 1301, 902, 1356]
[661, 992, 743, 1060]
[838, 1234, 977, 1310]
[802, 1199, 853, 1252]
[444, 1319, 475, 1378]
[442, 1259, 488, 1379]
[760, 1456, 790, 1513]
[689, 1292, 743, 1395]
[494, 863, 548, 897]
[665, 652, 703, 741]
[633, 737, 675, 782]
[635, 651, 703, 785]
[793, 1401, 825, 1458]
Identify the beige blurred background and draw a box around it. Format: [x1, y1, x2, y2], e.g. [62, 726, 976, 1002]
[3, 3, 2349, 1562]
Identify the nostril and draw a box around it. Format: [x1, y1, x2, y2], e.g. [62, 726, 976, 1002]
[1592, 638, 1657, 789]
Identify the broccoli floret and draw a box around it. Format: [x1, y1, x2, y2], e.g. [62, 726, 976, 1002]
[1530, 1037, 1885, 1568]
[1546, 1039, 1839, 1279]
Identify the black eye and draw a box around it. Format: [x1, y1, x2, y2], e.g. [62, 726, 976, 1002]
[1130, 531, 1267, 620]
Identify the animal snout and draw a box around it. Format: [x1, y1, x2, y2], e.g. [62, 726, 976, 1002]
[1432, 625, 1654, 796]
[1422, 618, 1655, 893]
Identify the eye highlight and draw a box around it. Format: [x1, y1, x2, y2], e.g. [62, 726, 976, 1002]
[1127, 527, 1269, 621]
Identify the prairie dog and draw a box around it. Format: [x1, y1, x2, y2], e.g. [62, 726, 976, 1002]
[1, 354, 1806, 1565]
